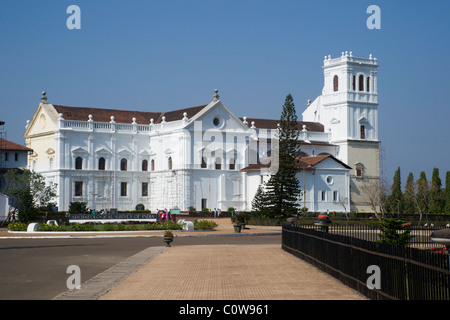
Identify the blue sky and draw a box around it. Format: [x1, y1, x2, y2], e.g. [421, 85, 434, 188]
[1, 0, 449, 187]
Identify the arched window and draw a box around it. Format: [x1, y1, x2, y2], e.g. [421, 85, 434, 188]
[333, 75, 339, 92]
[215, 157, 222, 170]
[98, 157, 106, 171]
[168, 157, 173, 170]
[352, 75, 356, 91]
[75, 156, 83, 170]
[120, 158, 127, 171]
[359, 75, 364, 91]
[366, 77, 370, 92]
[355, 163, 364, 178]
[151, 159, 155, 171]
[201, 157, 207, 168]
[142, 160, 148, 172]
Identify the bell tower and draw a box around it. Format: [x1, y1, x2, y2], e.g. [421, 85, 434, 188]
[303, 51, 381, 212]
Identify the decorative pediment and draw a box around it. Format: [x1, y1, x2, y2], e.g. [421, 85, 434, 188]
[71, 147, 88, 154]
[184, 98, 249, 132]
[330, 117, 340, 124]
[95, 147, 111, 155]
[359, 117, 369, 124]
[139, 149, 151, 157]
[117, 148, 132, 156]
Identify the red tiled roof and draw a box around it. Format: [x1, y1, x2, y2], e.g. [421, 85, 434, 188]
[53, 104, 208, 125]
[0, 138, 32, 152]
[240, 154, 351, 172]
[240, 118, 324, 132]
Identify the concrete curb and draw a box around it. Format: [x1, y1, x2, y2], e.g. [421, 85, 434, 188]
[0, 231, 281, 239]
[53, 246, 166, 300]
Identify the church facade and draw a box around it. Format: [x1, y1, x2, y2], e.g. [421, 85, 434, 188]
[24, 52, 380, 213]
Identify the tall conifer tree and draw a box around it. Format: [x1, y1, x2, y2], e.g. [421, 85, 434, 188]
[430, 168, 444, 213]
[403, 172, 415, 214]
[416, 171, 429, 214]
[445, 171, 450, 214]
[264, 94, 301, 219]
[389, 167, 403, 213]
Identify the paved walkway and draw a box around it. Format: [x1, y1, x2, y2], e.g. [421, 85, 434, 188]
[1, 218, 366, 300]
[99, 244, 366, 300]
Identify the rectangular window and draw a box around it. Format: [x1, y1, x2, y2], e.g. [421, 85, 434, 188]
[356, 168, 363, 177]
[142, 182, 148, 197]
[360, 125, 366, 139]
[321, 191, 326, 201]
[5, 153, 8, 162]
[75, 181, 83, 197]
[15, 153, 18, 161]
[333, 191, 338, 202]
[121, 182, 127, 197]
[201, 198, 207, 210]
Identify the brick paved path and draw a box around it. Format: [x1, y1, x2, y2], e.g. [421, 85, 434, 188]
[100, 244, 366, 300]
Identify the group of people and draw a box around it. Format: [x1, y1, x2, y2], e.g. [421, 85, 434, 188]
[90, 209, 108, 215]
[209, 208, 222, 218]
[157, 209, 176, 222]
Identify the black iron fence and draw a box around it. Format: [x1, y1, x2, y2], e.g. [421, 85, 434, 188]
[291, 223, 446, 248]
[282, 225, 450, 300]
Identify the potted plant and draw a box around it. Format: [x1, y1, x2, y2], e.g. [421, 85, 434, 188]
[163, 229, 174, 247]
[233, 222, 242, 233]
[234, 212, 249, 230]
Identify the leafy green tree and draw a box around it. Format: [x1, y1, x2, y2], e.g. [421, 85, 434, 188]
[430, 168, 444, 213]
[264, 94, 301, 219]
[403, 172, 415, 214]
[16, 186, 38, 223]
[2, 169, 57, 222]
[445, 171, 450, 214]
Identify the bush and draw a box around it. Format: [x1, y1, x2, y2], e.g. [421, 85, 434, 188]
[143, 221, 183, 230]
[70, 223, 96, 231]
[8, 222, 28, 231]
[193, 220, 218, 230]
[38, 223, 63, 232]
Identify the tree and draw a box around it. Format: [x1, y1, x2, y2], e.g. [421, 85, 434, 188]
[264, 94, 301, 219]
[251, 184, 269, 215]
[430, 168, 444, 213]
[403, 172, 415, 214]
[16, 186, 38, 223]
[388, 167, 403, 213]
[415, 171, 430, 223]
[445, 171, 450, 214]
[361, 179, 387, 221]
[68, 201, 90, 215]
[1, 169, 57, 224]
[378, 218, 413, 247]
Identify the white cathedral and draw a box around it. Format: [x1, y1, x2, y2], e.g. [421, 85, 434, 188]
[24, 52, 380, 213]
